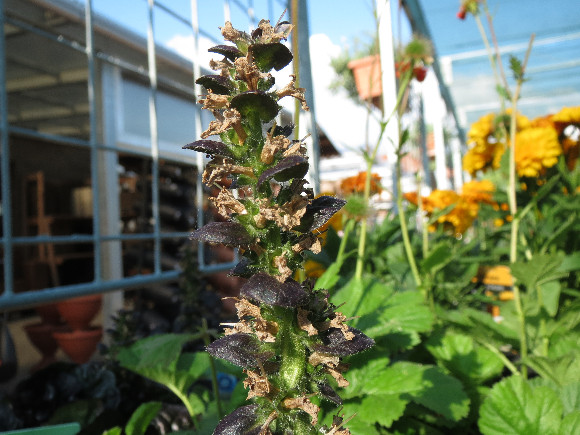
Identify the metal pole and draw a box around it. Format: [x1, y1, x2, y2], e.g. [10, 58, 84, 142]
[147, 0, 162, 274]
[0, 0, 14, 297]
[85, 0, 102, 283]
[292, 0, 321, 195]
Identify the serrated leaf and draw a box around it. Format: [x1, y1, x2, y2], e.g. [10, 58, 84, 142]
[362, 362, 469, 422]
[559, 382, 580, 416]
[358, 393, 408, 428]
[478, 375, 563, 435]
[410, 366, 470, 422]
[523, 354, 580, 387]
[126, 402, 162, 435]
[426, 330, 504, 385]
[510, 254, 562, 292]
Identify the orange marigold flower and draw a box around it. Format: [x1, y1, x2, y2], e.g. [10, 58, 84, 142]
[340, 171, 382, 195]
[515, 126, 562, 178]
[460, 179, 495, 205]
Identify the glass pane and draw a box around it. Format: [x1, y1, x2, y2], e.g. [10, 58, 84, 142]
[6, 26, 89, 140]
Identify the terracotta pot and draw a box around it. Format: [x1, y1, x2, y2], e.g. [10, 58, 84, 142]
[24, 322, 66, 371]
[53, 326, 103, 364]
[35, 303, 62, 325]
[56, 295, 102, 330]
[348, 54, 382, 101]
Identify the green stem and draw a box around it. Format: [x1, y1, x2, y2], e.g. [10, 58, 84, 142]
[337, 219, 355, 265]
[278, 307, 305, 391]
[508, 34, 535, 379]
[474, 12, 506, 112]
[479, 340, 520, 376]
[396, 155, 422, 287]
[169, 385, 198, 427]
[202, 318, 223, 418]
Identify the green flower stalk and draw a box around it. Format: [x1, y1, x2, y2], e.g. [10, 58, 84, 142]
[184, 19, 374, 434]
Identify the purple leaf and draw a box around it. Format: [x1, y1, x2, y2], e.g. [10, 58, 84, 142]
[295, 196, 346, 232]
[195, 74, 232, 95]
[257, 155, 309, 187]
[240, 273, 307, 308]
[206, 334, 262, 369]
[214, 404, 260, 435]
[317, 382, 342, 405]
[316, 327, 375, 357]
[191, 222, 253, 247]
[208, 44, 243, 62]
[182, 140, 232, 158]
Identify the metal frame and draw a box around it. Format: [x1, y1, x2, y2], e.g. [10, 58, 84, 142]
[0, 0, 313, 310]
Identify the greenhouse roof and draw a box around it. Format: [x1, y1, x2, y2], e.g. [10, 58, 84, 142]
[410, 0, 580, 130]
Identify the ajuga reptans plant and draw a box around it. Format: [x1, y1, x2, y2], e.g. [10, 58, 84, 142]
[184, 19, 374, 434]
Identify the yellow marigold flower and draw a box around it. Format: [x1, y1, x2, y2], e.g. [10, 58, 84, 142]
[463, 113, 506, 176]
[515, 126, 562, 177]
[494, 218, 504, 227]
[552, 106, 580, 130]
[467, 113, 495, 145]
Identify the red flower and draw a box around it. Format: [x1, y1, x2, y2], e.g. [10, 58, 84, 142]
[413, 66, 427, 82]
[457, 6, 467, 19]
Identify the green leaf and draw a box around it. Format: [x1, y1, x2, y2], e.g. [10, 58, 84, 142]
[523, 355, 580, 387]
[358, 393, 408, 428]
[559, 382, 580, 416]
[187, 392, 206, 416]
[362, 362, 470, 422]
[426, 330, 504, 385]
[420, 243, 453, 274]
[510, 254, 562, 292]
[102, 428, 122, 435]
[117, 334, 206, 409]
[126, 402, 162, 435]
[410, 366, 471, 422]
[478, 375, 563, 435]
[560, 411, 580, 435]
[314, 261, 342, 290]
[539, 280, 561, 317]
[509, 55, 524, 81]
